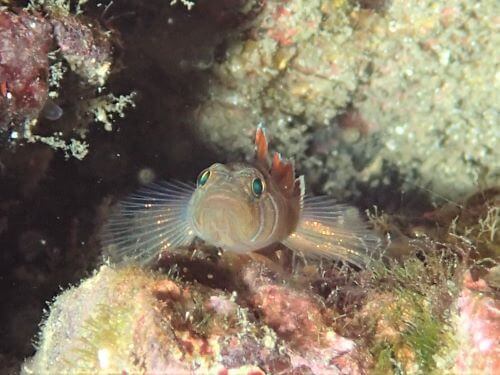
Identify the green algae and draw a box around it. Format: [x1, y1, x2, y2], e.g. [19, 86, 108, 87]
[355, 247, 462, 374]
[67, 303, 137, 372]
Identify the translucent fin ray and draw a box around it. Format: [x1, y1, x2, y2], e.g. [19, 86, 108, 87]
[281, 196, 383, 267]
[100, 180, 196, 265]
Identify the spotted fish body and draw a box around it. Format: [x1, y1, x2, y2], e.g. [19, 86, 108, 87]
[101, 127, 381, 266]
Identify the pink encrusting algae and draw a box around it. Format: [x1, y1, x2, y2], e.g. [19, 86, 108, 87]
[0, 10, 53, 130]
[22, 262, 365, 374]
[0, 4, 114, 146]
[454, 271, 500, 373]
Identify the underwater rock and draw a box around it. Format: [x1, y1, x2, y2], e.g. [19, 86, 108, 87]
[50, 10, 112, 86]
[20, 203, 500, 374]
[0, 4, 119, 158]
[453, 270, 500, 374]
[242, 264, 326, 348]
[194, 0, 499, 200]
[23, 264, 364, 374]
[0, 9, 53, 131]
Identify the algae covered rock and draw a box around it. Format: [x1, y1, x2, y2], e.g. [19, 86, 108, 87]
[0, 2, 132, 159]
[0, 9, 53, 131]
[21, 197, 500, 374]
[453, 270, 500, 374]
[23, 263, 364, 374]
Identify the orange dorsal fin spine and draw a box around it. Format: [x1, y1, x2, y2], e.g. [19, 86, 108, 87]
[255, 125, 269, 167]
[272, 152, 281, 171]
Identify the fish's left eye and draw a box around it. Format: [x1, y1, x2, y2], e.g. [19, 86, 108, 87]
[197, 169, 210, 187]
[251, 178, 265, 198]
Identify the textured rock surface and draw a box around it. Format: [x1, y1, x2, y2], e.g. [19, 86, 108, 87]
[453, 270, 500, 374]
[23, 264, 364, 374]
[195, 0, 499, 200]
[23, 242, 500, 374]
[51, 11, 112, 86]
[0, 4, 117, 158]
[0, 10, 53, 130]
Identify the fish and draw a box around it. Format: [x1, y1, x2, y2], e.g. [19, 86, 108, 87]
[101, 126, 382, 267]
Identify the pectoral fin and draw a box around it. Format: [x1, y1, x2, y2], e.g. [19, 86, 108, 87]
[100, 180, 196, 265]
[281, 196, 383, 267]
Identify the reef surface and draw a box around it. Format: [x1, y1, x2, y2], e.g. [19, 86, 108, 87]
[195, 0, 499, 201]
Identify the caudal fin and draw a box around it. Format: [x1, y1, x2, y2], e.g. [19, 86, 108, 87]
[281, 196, 383, 267]
[100, 180, 196, 265]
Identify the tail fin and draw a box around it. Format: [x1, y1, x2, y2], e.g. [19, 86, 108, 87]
[281, 196, 383, 267]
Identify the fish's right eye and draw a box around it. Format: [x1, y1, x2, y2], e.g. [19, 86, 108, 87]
[197, 169, 211, 187]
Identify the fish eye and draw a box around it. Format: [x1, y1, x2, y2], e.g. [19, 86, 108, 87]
[197, 169, 211, 187]
[251, 177, 265, 197]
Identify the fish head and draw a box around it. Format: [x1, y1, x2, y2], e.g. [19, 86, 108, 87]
[189, 162, 280, 251]
[189, 127, 304, 252]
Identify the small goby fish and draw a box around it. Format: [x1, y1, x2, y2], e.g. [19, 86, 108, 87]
[101, 126, 381, 266]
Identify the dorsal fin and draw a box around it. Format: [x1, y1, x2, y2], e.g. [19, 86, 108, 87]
[294, 175, 305, 209]
[255, 125, 269, 168]
[253, 126, 302, 201]
[270, 151, 296, 196]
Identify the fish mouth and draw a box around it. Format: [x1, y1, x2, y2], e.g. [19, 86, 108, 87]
[192, 193, 251, 248]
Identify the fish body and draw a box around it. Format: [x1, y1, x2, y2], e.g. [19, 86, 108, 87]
[102, 126, 381, 266]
